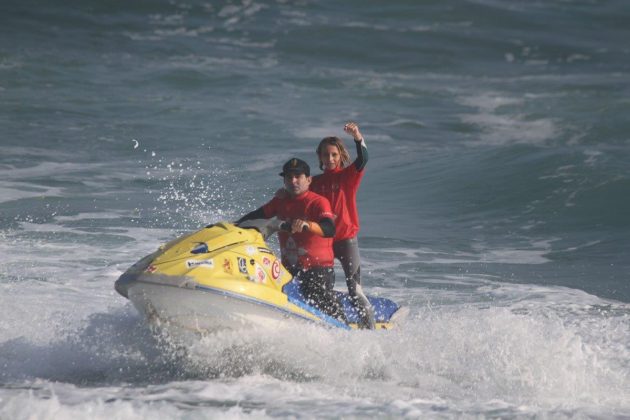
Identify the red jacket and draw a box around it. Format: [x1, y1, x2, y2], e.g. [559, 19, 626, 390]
[311, 164, 364, 241]
[262, 190, 335, 270]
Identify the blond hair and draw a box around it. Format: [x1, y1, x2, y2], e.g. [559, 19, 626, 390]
[316, 136, 351, 170]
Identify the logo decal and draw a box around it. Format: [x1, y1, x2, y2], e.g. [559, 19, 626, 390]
[222, 258, 233, 274]
[237, 257, 248, 274]
[262, 256, 271, 267]
[257, 247, 273, 254]
[254, 264, 267, 283]
[186, 259, 214, 269]
[271, 260, 280, 280]
[145, 265, 157, 273]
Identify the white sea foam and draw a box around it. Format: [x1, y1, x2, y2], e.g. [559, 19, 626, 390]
[366, 243, 551, 266]
[135, 292, 630, 414]
[149, 13, 185, 25]
[163, 53, 277, 71]
[293, 125, 341, 140]
[3, 0, 629, 417]
[381, 118, 426, 128]
[583, 149, 603, 166]
[458, 93, 523, 111]
[462, 113, 557, 146]
[0, 182, 64, 203]
[0, 161, 105, 180]
[54, 211, 134, 222]
[0, 383, 271, 419]
[217, 2, 266, 26]
[242, 151, 302, 173]
[0, 146, 72, 159]
[2, 216, 629, 418]
[153, 27, 214, 37]
[0, 58, 21, 70]
[456, 92, 558, 146]
[292, 126, 393, 143]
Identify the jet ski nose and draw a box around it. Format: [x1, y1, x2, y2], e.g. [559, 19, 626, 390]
[114, 274, 131, 298]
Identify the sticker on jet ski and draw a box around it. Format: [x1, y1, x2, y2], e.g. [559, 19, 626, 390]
[237, 257, 248, 274]
[271, 260, 280, 280]
[222, 258, 233, 274]
[257, 247, 274, 255]
[191, 243, 208, 254]
[186, 259, 214, 269]
[115, 221, 407, 332]
[254, 264, 267, 283]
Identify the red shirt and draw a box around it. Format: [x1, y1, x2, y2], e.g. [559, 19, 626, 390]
[262, 190, 335, 270]
[311, 164, 365, 241]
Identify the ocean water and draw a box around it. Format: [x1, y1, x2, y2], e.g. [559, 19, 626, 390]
[1, 0, 629, 418]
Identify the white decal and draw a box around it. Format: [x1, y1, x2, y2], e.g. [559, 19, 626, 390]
[237, 257, 248, 274]
[186, 259, 214, 269]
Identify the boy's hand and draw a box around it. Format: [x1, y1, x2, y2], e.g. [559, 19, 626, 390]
[344, 122, 362, 141]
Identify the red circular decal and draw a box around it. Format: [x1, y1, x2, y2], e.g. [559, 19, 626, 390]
[271, 260, 280, 279]
[256, 266, 266, 283]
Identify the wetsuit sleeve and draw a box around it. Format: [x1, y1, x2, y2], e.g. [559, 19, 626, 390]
[353, 138, 368, 171]
[310, 194, 335, 237]
[318, 217, 335, 238]
[237, 196, 280, 223]
[236, 207, 266, 223]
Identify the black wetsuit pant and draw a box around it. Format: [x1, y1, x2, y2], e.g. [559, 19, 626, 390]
[292, 267, 348, 324]
[333, 237, 375, 329]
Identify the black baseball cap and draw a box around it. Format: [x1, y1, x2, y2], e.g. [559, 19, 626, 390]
[279, 158, 310, 177]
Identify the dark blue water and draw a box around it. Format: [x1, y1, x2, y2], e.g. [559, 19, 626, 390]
[1, 0, 629, 417]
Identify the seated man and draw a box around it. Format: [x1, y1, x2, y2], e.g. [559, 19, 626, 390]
[238, 158, 347, 323]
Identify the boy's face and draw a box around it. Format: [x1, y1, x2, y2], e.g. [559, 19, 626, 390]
[320, 144, 341, 170]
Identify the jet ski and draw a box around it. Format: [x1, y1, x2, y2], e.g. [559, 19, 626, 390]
[115, 219, 407, 334]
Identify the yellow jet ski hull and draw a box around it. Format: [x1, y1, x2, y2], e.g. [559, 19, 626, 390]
[115, 222, 405, 333]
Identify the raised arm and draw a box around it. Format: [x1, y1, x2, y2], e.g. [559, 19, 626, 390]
[344, 122, 368, 171]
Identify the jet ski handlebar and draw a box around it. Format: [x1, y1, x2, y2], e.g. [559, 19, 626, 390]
[236, 218, 305, 238]
[276, 221, 309, 233]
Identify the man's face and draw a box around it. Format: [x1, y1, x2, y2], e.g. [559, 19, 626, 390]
[283, 172, 311, 197]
